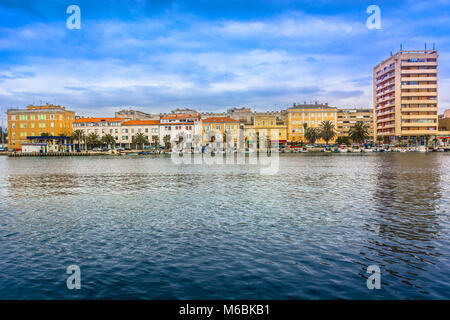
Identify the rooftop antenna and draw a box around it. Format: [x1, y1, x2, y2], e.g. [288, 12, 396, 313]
[400, 43, 403, 51]
[425, 42, 427, 50]
[433, 43, 436, 50]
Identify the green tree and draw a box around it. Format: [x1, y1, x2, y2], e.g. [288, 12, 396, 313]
[101, 134, 115, 149]
[87, 132, 100, 149]
[320, 120, 336, 145]
[71, 130, 85, 150]
[132, 132, 149, 150]
[349, 121, 369, 144]
[40, 132, 50, 137]
[152, 135, 160, 149]
[305, 127, 320, 145]
[336, 136, 350, 146]
[163, 135, 171, 150]
[376, 136, 383, 146]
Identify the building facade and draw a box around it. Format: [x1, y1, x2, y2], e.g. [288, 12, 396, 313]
[115, 109, 157, 120]
[373, 50, 439, 145]
[73, 117, 124, 148]
[6, 104, 75, 150]
[120, 120, 161, 147]
[286, 102, 338, 143]
[337, 108, 373, 139]
[201, 117, 240, 148]
[245, 113, 288, 146]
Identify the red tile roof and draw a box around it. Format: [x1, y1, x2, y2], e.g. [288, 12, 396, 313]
[74, 117, 123, 123]
[202, 117, 238, 123]
[121, 120, 160, 126]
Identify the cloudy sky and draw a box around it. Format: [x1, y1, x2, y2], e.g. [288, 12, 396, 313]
[0, 0, 449, 117]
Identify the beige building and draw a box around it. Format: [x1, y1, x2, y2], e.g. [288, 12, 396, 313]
[373, 50, 439, 145]
[337, 108, 373, 139]
[115, 109, 157, 120]
[73, 117, 124, 147]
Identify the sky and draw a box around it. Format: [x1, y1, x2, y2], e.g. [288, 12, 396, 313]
[0, 0, 449, 117]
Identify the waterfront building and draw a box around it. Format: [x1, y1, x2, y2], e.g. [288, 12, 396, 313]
[286, 102, 338, 143]
[121, 120, 161, 148]
[73, 117, 124, 148]
[373, 50, 439, 145]
[201, 117, 240, 148]
[6, 104, 75, 151]
[245, 112, 288, 146]
[159, 113, 202, 148]
[21, 136, 73, 153]
[336, 108, 374, 139]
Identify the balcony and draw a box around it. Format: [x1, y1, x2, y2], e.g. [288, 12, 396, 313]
[401, 62, 437, 67]
[401, 84, 437, 89]
[401, 69, 437, 74]
[401, 92, 437, 97]
[401, 114, 437, 120]
[401, 122, 437, 127]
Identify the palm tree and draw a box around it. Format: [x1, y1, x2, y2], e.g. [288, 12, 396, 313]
[349, 121, 369, 145]
[163, 135, 171, 151]
[320, 120, 336, 146]
[152, 135, 159, 150]
[101, 134, 115, 149]
[376, 136, 383, 146]
[87, 132, 100, 149]
[132, 132, 149, 150]
[40, 132, 50, 137]
[71, 130, 85, 150]
[305, 127, 320, 145]
[336, 136, 350, 146]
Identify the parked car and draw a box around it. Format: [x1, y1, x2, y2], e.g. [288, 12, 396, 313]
[92, 147, 102, 151]
[102, 147, 110, 151]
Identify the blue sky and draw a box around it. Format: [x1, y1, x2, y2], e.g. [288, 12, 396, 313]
[0, 0, 449, 117]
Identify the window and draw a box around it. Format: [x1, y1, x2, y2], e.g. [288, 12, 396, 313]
[51, 122, 54, 128]
[11, 115, 16, 120]
[30, 115, 35, 120]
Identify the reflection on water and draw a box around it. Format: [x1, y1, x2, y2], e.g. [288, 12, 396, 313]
[360, 154, 447, 298]
[0, 154, 449, 299]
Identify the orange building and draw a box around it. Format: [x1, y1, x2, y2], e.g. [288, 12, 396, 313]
[6, 104, 76, 150]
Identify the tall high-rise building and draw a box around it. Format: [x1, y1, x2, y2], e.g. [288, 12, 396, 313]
[373, 50, 439, 145]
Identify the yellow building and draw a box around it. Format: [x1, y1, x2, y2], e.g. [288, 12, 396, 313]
[201, 117, 240, 147]
[6, 104, 76, 150]
[245, 112, 287, 146]
[286, 102, 338, 143]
